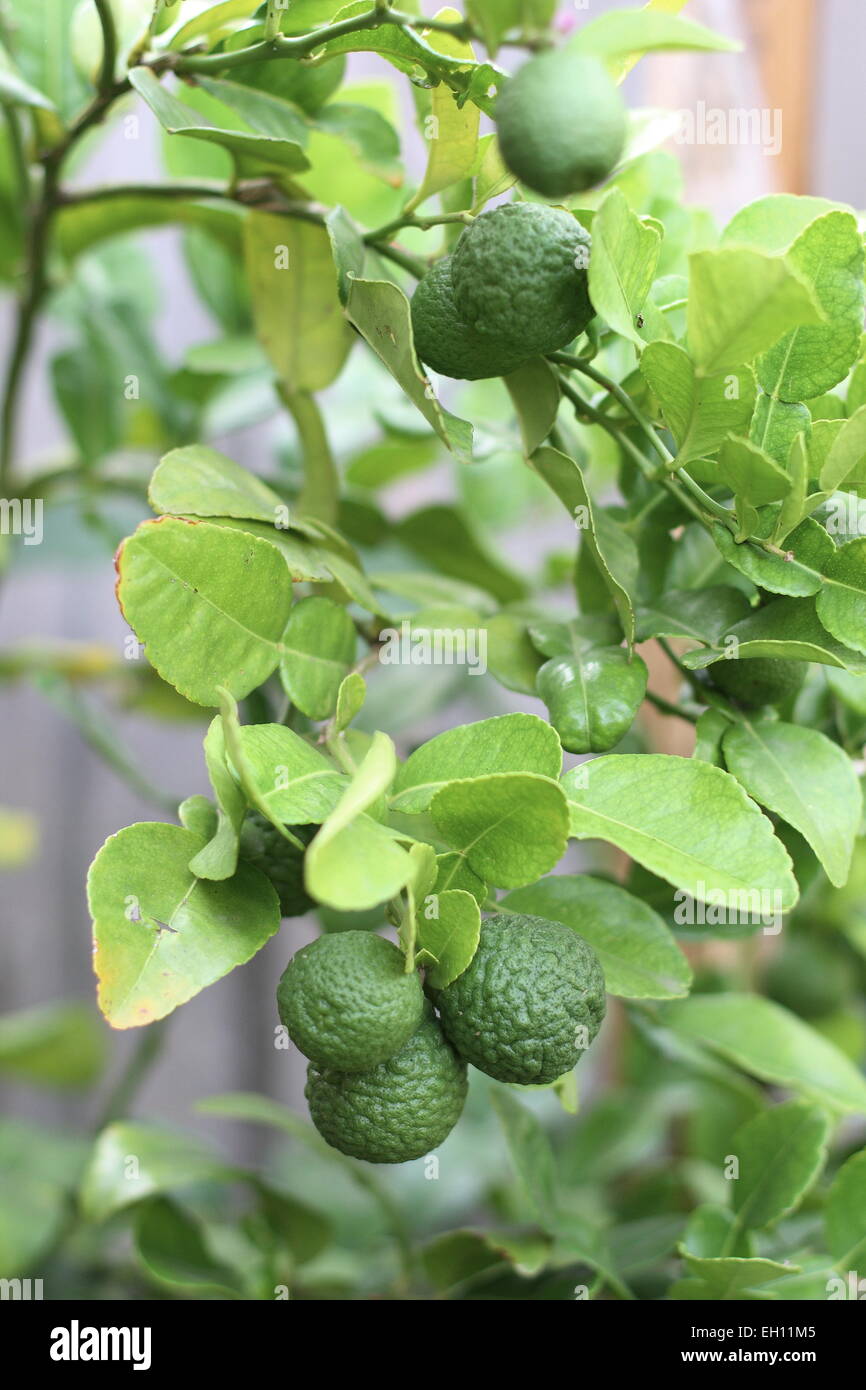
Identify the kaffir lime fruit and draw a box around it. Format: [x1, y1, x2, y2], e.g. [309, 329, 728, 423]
[239, 812, 314, 918]
[410, 255, 528, 381]
[496, 49, 627, 200]
[436, 913, 606, 1085]
[708, 656, 808, 709]
[450, 203, 594, 358]
[305, 1005, 468, 1163]
[277, 931, 424, 1072]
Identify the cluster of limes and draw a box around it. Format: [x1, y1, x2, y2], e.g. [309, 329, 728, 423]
[410, 46, 627, 383]
[277, 915, 606, 1164]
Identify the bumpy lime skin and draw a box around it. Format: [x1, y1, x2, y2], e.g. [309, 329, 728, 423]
[239, 811, 314, 918]
[277, 931, 424, 1073]
[496, 50, 627, 200]
[708, 657, 808, 710]
[410, 256, 528, 381]
[451, 203, 594, 358]
[437, 913, 606, 1084]
[305, 1007, 468, 1163]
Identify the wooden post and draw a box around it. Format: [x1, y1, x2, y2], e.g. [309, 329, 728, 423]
[741, 0, 817, 194]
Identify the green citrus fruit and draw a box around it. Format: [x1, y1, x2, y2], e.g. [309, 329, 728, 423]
[496, 50, 627, 200]
[239, 812, 314, 918]
[763, 936, 852, 1019]
[436, 913, 606, 1084]
[708, 657, 808, 709]
[450, 203, 594, 358]
[410, 256, 528, 381]
[305, 1005, 468, 1163]
[277, 931, 424, 1072]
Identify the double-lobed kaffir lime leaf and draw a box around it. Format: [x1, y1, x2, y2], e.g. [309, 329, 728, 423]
[431, 772, 569, 889]
[562, 754, 799, 913]
[391, 711, 561, 813]
[116, 517, 292, 706]
[88, 823, 281, 1029]
[416, 888, 481, 990]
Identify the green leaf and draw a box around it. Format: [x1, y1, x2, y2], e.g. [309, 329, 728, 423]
[397, 504, 525, 604]
[188, 717, 246, 880]
[750, 393, 811, 467]
[640, 343, 756, 465]
[280, 595, 356, 720]
[466, 0, 556, 55]
[305, 732, 414, 910]
[55, 193, 243, 262]
[816, 538, 866, 655]
[825, 1148, 866, 1271]
[678, 1253, 795, 1298]
[489, 1087, 557, 1226]
[730, 1100, 829, 1231]
[684, 596, 866, 674]
[502, 875, 691, 1000]
[504, 358, 561, 457]
[0, 1119, 87, 1274]
[233, 722, 348, 824]
[150, 444, 285, 524]
[88, 822, 281, 1028]
[819, 404, 866, 493]
[128, 67, 310, 175]
[334, 671, 366, 732]
[532, 446, 636, 645]
[243, 210, 353, 393]
[710, 516, 832, 598]
[416, 888, 481, 989]
[325, 204, 366, 305]
[0, 1002, 106, 1087]
[687, 247, 824, 375]
[537, 644, 647, 755]
[392, 711, 561, 813]
[346, 277, 473, 461]
[253, 1181, 332, 1265]
[723, 193, 848, 253]
[134, 1197, 239, 1294]
[562, 754, 799, 913]
[406, 10, 479, 210]
[664, 993, 866, 1112]
[588, 188, 661, 346]
[116, 518, 292, 706]
[692, 710, 730, 767]
[757, 212, 865, 402]
[774, 432, 809, 543]
[716, 434, 792, 508]
[80, 1121, 236, 1222]
[485, 612, 544, 695]
[722, 721, 862, 887]
[431, 772, 569, 888]
[0, 62, 54, 110]
[635, 585, 751, 644]
[572, 8, 738, 61]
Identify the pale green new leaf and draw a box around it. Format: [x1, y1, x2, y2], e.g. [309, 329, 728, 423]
[819, 404, 866, 493]
[588, 188, 661, 345]
[305, 732, 413, 909]
[687, 247, 824, 375]
[244, 210, 353, 393]
[189, 716, 246, 879]
[406, 9, 480, 210]
[757, 211, 865, 403]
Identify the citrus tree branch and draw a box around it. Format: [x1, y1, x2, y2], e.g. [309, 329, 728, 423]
[94, 0, 118, 96]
